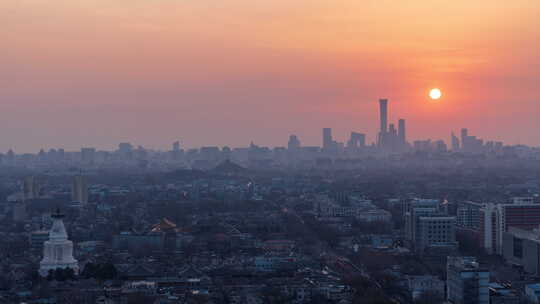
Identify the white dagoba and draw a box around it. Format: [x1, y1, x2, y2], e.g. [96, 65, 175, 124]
[39, 209, 79, 277]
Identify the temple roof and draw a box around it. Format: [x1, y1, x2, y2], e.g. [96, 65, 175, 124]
[151, 218, 177, 233]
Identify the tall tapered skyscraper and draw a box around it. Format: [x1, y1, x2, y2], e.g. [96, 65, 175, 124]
[378, 99, 389, 147]
[379, 99, 388, 133]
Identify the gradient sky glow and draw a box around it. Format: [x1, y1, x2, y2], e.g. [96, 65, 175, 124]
[2, 0, 539, 152]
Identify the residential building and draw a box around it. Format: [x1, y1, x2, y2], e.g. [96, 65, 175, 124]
[416, 216, 457, 253]
[480, 202, 540, 254]
[502, 227, 540, 275]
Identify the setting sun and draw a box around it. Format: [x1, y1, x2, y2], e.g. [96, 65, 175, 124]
[429, 88, 442, 100]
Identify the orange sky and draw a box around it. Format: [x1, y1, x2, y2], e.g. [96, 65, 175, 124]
[1, 0, 539, 151]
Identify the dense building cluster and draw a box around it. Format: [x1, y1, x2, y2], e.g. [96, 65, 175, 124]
[0, 146, 539, 304]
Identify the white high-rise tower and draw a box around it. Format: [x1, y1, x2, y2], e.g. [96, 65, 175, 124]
[39, 209, 79, 277]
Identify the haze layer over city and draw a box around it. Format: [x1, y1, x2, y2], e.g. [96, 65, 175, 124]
[1, 1, 540, 304]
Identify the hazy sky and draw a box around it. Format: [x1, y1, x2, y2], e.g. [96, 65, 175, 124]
[2, 0, 539, 152]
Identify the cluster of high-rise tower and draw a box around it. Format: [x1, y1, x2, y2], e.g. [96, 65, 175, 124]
[377, 99, 408, 152]
[316, 98, 502, 154]
[318, 98, 408, 153]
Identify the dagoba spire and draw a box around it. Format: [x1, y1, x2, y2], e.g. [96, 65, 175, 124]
[39, 209, 79, 276]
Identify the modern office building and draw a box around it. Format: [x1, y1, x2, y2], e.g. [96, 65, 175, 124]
[502, 227, 540, 275]
[404, 198, 457, 254]
[415, 215, 457, 253]
[480, 203, 540, 254]
[461, 128, 468, 146]
[379, 99, 388, 134]
[377, 99, 408, 152]
[447, 256, 489, 304]
[347, 132, 366, 148]
[459, 128, 486, 153]
[451, 132, 460, 151]
[406, 205, 439, 247]
[398, 119, 406, 144]
[457, 201, 484, 229]
[378, 99, 388, 147]
[322, 128, 333, 150]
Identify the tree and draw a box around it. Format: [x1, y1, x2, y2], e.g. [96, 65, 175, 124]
[97, 263, 117, 280]
[46, 269, 54, 281]
[54, 268, 69, 281]
[81, 262, 117, 280]
[81, 262, 97, 278]
[64, 267, 76, 280]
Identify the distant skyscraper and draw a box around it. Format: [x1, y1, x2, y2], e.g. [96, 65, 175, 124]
[71, 175, 88, 204]
[81, 147, 96, 163]
[378, 99, 389, 148]
[288, 135, 301, 150]
[6, 149, 15, 163]
[39, 209, 79, 277]
[435, 140, 448, 152]
[451, 132, 460, 151]
[23, 176, 40, 200]
[322, 128, 333, 150]
[118, 142, 133, 153]
[460, 128, 468, 151]
[379, 99, 388, 133]
[398, 119, 406, 144]
[171, 141, 182, 161]
[348, 132, 366, 148]
[461, 128, 468, 139]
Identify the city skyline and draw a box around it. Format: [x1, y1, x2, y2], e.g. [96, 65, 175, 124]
[3, 2, 540, 303]
[0, 98, 536, 154]
[0, 97, 526, 154]
[2, 1, 539, 151]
